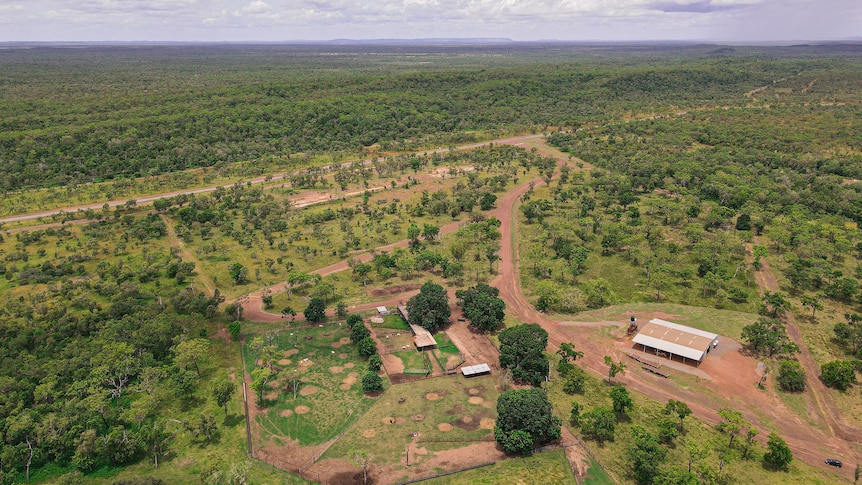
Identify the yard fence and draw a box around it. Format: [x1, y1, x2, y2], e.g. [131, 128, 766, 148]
[395, 461, 496, 485]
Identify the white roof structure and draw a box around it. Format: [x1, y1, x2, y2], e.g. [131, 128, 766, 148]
[461, 363, 491, 376]
[632, 318, 719, 364]
[376, 306, 388, 314]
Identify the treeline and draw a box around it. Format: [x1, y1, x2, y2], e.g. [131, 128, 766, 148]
[0, 44, 838, 191]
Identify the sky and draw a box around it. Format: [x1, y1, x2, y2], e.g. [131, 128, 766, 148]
[0, 0, 859, 43]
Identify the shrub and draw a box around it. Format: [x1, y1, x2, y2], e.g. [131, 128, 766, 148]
[777, 360, 806, 392]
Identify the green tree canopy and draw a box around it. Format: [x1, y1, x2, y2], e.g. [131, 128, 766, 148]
[821, 360, 857, 390]
[763, 433, 793, 470]
[498, 323, 550, 386]
[580, 406, 616, 445]
[406, 280, 451, 332]
[456, 283, 506, 332]
[303, 297, 326, 323]
[494, 388, 561, 454]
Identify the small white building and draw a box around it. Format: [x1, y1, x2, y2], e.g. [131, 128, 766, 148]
[376, 306, 391, 316]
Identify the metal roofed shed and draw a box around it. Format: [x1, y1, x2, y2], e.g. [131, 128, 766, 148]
[631, 318, 719, 367]
[376, 306, 391, 316]
[461, 363, 491, 377]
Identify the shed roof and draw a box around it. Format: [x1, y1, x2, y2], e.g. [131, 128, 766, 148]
[376, 306, 388, 313]
[461, 363, 491, 376]
[631, 318, 718, 362]
[409, 324, 436, 348]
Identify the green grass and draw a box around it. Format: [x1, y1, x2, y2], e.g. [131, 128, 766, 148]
[583, 457, 615, 485]
[423, 448, 574, 484]
[324, 375, 501, 474]
[558, 302, 760, 340]
[396, 349, 431, 374]
[243, 324, 378, 446]
[379, 313, 411, 330]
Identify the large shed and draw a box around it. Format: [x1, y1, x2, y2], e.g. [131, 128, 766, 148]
[631, 318, 719, 367]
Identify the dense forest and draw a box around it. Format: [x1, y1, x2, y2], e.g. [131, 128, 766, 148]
[2, 43, 858, 191]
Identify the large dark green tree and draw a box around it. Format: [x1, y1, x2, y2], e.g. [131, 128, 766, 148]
[498, 323, 549, 386]
[303, 297, 326, 323]
[741, 317, 799, 357]
[494, 389, 561, 454]
[456, 283, 506, 332]
[406, 281, 451, 332]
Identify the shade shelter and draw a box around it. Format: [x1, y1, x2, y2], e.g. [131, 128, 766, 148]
[631, 318, 718, 367]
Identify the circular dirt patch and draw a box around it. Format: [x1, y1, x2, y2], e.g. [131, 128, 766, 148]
[339, 383, 352, 391]
[425, 393, 441, 401]
[339, 353, 348, 359]
[265, 392, 278, 401]
[329, 366, 344, 374]
[468, 388, 481, 396]
[277, 359, 292, 366]
[267, 380, 281, 389]
[280, 410, 294, 418]
[462, 416, 474, 424]
[300, 377, 311, 383]
[382, 417, 396, 425]
[299, 385, 319, 396]
[331, 337, 351, 349]
[284, 349, 299, 357]
[438, 423, 452, 432]
[468, 396, 484, 405]
[412, 414, 425, 422]
[344, 362, 355, 368]
[363, 429, 377, 438]
[480, 418, 495, 430]
[295, 405, 311, 414]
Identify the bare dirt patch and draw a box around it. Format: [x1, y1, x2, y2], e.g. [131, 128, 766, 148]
[370, 283, 421, 298]
[425, 393, 441, 401]
[329, 366, 344, 374]
[295, 405, 310, 415]
[340, 372, 359, 391]
[299, 385, 319, 396]
[267, 380, 281, 389]
[277, 359, 292, 366]
[344, 362, 354, 368]
[453, 415, 481, 432]
[363, 429, 377, 438]
[480, 418, 495, 430]
[438, 423, 452, 432]
[280, 409, 294, 418]
[467, 396, 484, 405]
[467, 387, 482, 396]
[331, 337, 351, 349]
[265, 392, 278, 401]
[284, 349, 299, 357]
[411, 414, 425, 422]
[382, 417, 406, 425]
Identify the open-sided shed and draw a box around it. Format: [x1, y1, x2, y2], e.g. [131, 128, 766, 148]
[461, 363, 491, 377]
[631, 318, 719, 367]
